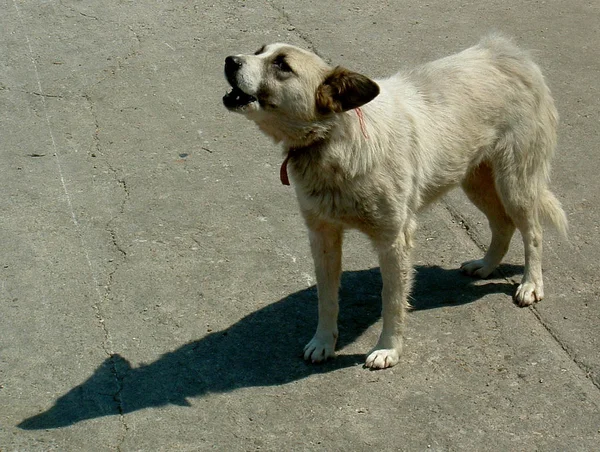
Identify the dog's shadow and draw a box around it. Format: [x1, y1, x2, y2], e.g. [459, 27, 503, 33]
[18, 265, 518, 429]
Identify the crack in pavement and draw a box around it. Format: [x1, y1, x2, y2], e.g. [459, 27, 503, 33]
[12, 0, 131, 443]
[57, 1, 100, 21]
[83, 92, 129, 281]
[83, 90, 131, 445]
[443, 200, 600, 391]
[0, 85, 65, 98]
[530, 305, 600, 390]
[78, 25, 143, 92]
[266, 3, 330, 63]
[443, 202, 489, 254]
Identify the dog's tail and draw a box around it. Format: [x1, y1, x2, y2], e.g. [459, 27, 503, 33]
[538, 189, 568, 238]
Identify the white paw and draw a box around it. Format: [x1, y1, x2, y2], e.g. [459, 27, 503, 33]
[364, 348, 400, 369]
[460, 259, 495, 278]
[303, 332, 337, 363]
[514, 281, 544, 307]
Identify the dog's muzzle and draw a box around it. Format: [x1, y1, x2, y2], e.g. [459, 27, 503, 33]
[223, 56, 257, 110]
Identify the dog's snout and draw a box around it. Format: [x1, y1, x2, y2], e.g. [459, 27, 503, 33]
[225, 56, 243, 74]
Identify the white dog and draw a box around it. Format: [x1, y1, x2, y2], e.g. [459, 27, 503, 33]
[223, 36, 567, 369]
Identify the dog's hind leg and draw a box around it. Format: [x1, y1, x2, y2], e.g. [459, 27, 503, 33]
[365, 218, 416, 369]
[512, 217, 544, 307]
[493, 166, 548, 307]
[304, 221, 343, 362]
[460, 162, 516, 278]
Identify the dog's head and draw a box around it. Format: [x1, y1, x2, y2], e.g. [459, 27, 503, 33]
[223, 44, 379, 146]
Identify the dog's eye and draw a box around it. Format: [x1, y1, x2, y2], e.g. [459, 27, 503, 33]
[273, 55, 292, 73]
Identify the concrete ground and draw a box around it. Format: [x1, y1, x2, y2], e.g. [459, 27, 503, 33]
[1, 0, 599, 450]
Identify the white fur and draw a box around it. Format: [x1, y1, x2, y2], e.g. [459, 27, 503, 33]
[224, 35, 567, 369]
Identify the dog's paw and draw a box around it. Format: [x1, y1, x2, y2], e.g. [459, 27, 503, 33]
[303, 332, 337, 363]
[514, 281, 544, 307]
[364, 348, 400, 369]
[460, 259, 495, 278]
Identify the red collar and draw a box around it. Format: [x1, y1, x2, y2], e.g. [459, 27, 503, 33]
[280, 154, 291, 186]
[355, 106, 369, 139]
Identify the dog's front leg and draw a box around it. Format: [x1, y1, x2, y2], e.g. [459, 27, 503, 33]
[303, 222, 343, 363]
[366, 222, 415, 369]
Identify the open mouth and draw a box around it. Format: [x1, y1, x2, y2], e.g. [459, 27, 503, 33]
[223, 86, 258, 110]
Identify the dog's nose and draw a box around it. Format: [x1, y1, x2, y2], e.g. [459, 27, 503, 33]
[225, 56, 242, 73]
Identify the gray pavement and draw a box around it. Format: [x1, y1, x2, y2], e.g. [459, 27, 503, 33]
[1, 0, 599, 450]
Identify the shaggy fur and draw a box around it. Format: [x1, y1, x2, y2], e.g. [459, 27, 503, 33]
[223, 36, 567, 369]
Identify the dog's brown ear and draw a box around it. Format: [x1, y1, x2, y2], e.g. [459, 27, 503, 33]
[316, 66, 380, 114]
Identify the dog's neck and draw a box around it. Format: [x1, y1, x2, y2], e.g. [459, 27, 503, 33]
[279, 140, 325, 186]
[284, 108, 368, 151]
[284, 129, 329, 150]
[253, 107, 377, 184]
[283, 107, 381, 183]
[247, 109, 336, 148]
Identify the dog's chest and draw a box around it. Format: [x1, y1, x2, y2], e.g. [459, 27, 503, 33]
[298, 184, 359, 222]
[289, 158, 383, 230]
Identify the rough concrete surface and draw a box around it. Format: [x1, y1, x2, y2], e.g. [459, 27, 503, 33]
[1, 0, 599, 450]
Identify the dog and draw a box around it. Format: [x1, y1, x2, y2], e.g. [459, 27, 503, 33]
[222, 36, 567, 369]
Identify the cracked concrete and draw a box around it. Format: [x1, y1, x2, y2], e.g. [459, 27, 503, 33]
[83, 85, 131, 449]
[2, 0, 600, 450]
[0, 87, 65, 98]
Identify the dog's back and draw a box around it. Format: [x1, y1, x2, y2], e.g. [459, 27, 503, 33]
[377, 36, 561, 223]
[400, 35, 557, 157]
